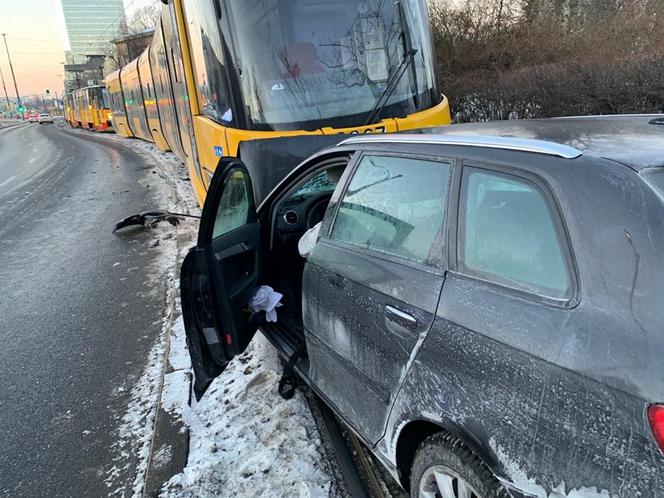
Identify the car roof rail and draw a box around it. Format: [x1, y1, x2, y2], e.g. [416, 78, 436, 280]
[337, 134, 583, 159]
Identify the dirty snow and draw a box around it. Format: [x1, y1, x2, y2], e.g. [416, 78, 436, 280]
[162, 333, 338, 498]
[74, 129, 337, 497]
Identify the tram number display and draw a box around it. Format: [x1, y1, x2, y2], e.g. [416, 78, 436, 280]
[341, 126, 387, 135]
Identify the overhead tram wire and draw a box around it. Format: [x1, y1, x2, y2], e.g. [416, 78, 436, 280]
[97, 0, 140, 41]
[95, 0, 161, 42]
[7, 38, 64, 44]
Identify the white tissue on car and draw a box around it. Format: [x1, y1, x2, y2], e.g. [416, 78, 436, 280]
[249, 285, 283, 323]
[298, 221, 322, 259]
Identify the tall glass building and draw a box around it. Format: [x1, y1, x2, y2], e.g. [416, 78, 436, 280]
[60, 0, 127, 64]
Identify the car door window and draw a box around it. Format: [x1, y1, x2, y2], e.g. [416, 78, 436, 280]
[459, 167, 571, 299]
[330, 155, 451, 265]
[213, 169, 251, 239]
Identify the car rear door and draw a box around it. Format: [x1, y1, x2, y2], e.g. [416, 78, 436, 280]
[303, 152, 453, 443]
[180, 158, 262, 399]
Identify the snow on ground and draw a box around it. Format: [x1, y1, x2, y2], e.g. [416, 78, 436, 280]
[74, 128, 338, 497]
[162, 334, 338, 498]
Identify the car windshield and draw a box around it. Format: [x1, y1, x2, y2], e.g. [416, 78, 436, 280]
[222, 0, 437, 131]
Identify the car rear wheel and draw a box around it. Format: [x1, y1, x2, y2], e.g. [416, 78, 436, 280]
[410, 433, 508, 498]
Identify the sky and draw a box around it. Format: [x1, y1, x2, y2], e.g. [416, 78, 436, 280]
[0, 0, 155, 98]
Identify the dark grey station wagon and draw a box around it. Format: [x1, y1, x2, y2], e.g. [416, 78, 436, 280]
[181, 115, 664, 497]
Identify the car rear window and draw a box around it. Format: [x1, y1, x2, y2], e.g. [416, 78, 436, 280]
[459, 168, 572, 300]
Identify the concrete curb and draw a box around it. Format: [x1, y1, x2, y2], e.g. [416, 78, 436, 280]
[142, 237, 191, 496]
[139, 145, 198, 497]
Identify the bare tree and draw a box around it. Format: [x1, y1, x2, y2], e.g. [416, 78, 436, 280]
[127, 4, 161, 34]
[428, 0, 664, 121]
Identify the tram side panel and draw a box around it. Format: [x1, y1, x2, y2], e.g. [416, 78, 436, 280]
[73, 90, 86, 128]
[162, 0, 203, 202]
[138, 48, 170, 151]
[88, 86, 112, 132]
[95, 86, 113, 132]
[106, 70, 134, 138]
[121, 59, 153, 142]
[81, 89, 96, 130]
[150, 18, 186, 162]
[64, 93, 76, 128]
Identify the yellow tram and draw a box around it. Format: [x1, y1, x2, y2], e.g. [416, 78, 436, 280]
[104, 0, 451, 206]
[65, 85, 113, 132]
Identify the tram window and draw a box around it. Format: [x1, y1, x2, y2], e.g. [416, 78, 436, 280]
[182, 0, 233, 125]
[220, 0, 437, 131]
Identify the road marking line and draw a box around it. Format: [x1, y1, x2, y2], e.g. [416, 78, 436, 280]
[0, 176, 17, 188]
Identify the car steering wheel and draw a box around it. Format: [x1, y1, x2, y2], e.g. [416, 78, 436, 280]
[306, 196, 331, 228]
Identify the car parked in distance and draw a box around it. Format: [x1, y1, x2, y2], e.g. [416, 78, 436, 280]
[38, 113, 53, 124]
[181, 115, 664, 498]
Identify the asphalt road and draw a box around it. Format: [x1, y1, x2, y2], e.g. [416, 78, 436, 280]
[0, 120, 167, 496]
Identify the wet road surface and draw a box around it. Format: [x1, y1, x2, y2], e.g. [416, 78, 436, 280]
[0, 121, 166, 496]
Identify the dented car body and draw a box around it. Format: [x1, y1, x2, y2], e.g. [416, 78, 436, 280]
[181, 115, 664, 497]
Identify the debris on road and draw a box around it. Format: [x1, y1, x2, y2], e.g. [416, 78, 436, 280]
[112, 209, 200, 234]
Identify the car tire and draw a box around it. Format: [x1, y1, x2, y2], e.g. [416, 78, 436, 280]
[410, 432, 509, 498]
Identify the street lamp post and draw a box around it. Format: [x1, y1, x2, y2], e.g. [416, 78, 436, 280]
[0, 66, 10, 112]
[1, 33, 22, 115]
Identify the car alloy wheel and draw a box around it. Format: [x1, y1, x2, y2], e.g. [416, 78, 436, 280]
[419, 465, 483, 498]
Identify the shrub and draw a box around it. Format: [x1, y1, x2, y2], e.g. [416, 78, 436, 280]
[429, 0, 664, 121]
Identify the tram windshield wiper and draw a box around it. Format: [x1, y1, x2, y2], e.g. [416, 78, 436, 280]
[363, 48, 417, 126]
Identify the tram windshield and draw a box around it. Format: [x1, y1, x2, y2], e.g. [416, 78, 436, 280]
[221, 0, 438, 131]
[88, 86, 108, 109]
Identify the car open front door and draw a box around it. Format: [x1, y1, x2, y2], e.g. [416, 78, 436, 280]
[181, 158, 261, 400]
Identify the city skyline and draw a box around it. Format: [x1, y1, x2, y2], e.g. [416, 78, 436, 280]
[61, 0, 127, 66]
[0, 0, 154, 98]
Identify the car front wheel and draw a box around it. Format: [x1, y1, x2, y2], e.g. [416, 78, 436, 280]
[410, 432, 509, 498]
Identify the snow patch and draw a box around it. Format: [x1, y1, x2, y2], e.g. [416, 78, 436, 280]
[161, 370, 191, 423]
[105, 332, 167, 496]
[161, 334, 337, 498]
[153, 445, 175, 470]
[168, 316, 191, 372]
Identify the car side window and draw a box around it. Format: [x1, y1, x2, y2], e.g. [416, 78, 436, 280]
[459, 167, 571, 299]
[213, 169, 250, 239]
[330, 155, 450, 266]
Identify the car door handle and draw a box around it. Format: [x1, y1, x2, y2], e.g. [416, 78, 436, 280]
[385, 305, 417, 327]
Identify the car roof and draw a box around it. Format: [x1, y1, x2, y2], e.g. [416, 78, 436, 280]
[341, 114, 664, 171]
